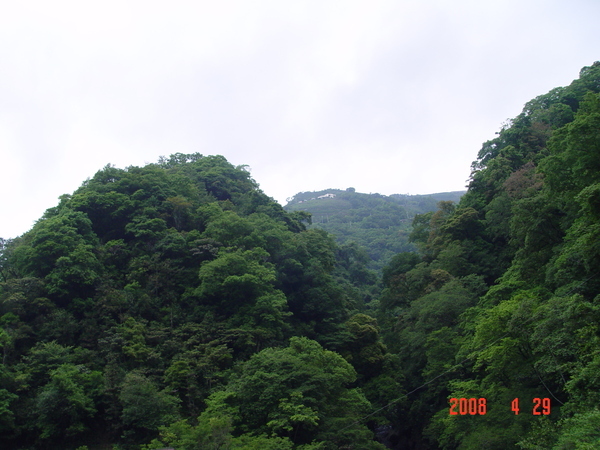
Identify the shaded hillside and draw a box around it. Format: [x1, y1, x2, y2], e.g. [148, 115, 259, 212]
[284, 189, 465, 272]
[0, 154, 394, 450]
[377, 61, 600, 449]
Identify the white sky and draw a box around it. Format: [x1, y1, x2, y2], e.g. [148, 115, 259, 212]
[1, 0, 599, 239]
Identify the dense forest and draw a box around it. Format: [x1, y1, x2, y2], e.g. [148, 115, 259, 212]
[1, 60, 600, 449]
[0, 154, 394, 449]
[284, 189, 464, 273]
[376, 61, 600, 449]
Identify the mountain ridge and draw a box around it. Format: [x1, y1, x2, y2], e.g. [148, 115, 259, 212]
[283, 188, 465, 272]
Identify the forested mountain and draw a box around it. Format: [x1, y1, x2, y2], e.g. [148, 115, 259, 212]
[1, 60, 600, 450]
[284, 189, 464, 273]
[0, 154, 396, 449]
[377, 61, 600, 449]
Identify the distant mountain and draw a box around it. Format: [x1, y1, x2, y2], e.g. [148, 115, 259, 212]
[284, 188, 465, 272]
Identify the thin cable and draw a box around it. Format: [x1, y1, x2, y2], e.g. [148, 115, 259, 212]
[338, 330, 511, 434]
[340, 272, 600, 434]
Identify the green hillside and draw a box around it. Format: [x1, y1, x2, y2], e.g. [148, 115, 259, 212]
[1, 61, 600, 450]
[376, 61, 600, 449]
[285, 189, 465, 272]
[0, 154, 391, 449]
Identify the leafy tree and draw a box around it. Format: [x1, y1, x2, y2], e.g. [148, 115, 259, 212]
[0, 238, 18, 282]
[203, 336, 385, 449]
[552, 409, 600, 449]
[0, 388, 17, 433]
[119, 372, 180, 443]
[34, 363, 102, 440]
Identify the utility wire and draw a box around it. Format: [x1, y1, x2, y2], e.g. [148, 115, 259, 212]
[338, 330, 511, 434]
[340, 272, 600, 434]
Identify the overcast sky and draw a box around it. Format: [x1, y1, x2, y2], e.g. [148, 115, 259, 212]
[1, 0, 598, 239]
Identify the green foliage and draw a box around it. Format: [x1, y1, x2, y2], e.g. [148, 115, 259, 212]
[0, 238, 18, 282]
[285, 189, 464, 272]
[198, 248, 275, 302]
[2, 62, 600, 449]
[0, 389, 17, 432]
[377, 62, 600, 449]
[144, 337, 386, 449]
[119, 372, 180, 441]
[35, 363, 102, 440]
[552, 409, 600, 449]
[11, 210, 98, 281]
[214, 336, 384, 448]
[0, 153, 390, 448]
[337, 314, 386, 379]
[382, 251, 421, 286]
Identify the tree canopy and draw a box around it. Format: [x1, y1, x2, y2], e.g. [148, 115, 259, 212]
[2, 61, 600, 449]
[0, 152, 393, 449]
[376, 61, 600, 449]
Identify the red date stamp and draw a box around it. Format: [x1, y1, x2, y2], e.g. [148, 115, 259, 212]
[511, 398, 551, 415]
[449, 398, 487, 415]
[449, 398, 551, 415]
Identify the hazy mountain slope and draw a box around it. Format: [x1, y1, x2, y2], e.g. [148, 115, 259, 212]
[284, 188, 465, 272]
